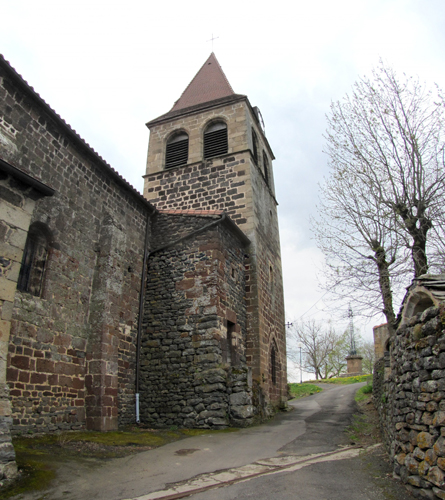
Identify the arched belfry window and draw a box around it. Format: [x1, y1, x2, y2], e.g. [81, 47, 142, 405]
[165, 132, 189, 169]
[204, 122, 228, 159]
[17, 223, 51, 297]
[262, 151, 270, 186]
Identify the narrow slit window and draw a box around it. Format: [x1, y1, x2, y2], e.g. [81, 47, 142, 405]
[271, 345, 277, 385]
[165, 132, 189, 169]
[252, 129, 258, 163]
[204, 122, 227, 159]
[17, 224, 50, 297]
[262, 151, 269, 185]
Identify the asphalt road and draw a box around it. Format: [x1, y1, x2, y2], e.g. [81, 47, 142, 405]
[16, 383, 412, 500]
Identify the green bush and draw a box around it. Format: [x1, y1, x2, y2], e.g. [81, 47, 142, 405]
[362, 383, 373, 394]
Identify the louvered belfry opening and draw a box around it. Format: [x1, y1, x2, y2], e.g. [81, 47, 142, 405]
[165, 132, 189, 168]
[204, 122, 228, 159]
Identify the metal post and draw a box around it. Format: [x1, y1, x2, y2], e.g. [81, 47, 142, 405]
[300, 345, 302, 384]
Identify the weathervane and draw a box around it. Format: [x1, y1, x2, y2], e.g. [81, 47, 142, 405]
[207, 34, 219, 52]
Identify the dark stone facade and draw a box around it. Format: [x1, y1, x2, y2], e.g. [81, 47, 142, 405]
[144, 101, 288, 414]
[0, 55, 152, 433]
[0, 50, 280, 446]
[0, 52, 288, 487]
[140, 212, 252, 428]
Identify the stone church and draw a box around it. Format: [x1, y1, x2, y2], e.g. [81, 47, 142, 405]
[0, 53, 287, 479]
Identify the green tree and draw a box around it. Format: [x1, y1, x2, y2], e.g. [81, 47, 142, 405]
[325, 330, 350, 377]
[360, 340, 375, 375]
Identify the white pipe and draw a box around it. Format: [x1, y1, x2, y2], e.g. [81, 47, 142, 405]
[136, 393, 140, 423]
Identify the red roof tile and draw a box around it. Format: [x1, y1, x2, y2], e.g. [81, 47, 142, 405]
[170, 53, 235, 112]
[158, 209, 224, 216]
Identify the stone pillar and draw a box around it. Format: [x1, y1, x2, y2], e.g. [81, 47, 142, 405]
[373, 323, 389, 360]
[85, 216, 125, 431]
[346, 355, 363, 376]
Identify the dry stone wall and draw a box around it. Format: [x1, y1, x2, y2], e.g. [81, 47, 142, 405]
[374, 305, 445, 499]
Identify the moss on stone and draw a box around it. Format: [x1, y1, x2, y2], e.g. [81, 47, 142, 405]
[413, 324, 423, 341]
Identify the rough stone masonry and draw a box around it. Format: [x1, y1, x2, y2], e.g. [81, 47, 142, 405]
[374, 276, 445, 499]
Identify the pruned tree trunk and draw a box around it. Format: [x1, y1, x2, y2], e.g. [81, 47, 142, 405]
[372, 241, 396, 335]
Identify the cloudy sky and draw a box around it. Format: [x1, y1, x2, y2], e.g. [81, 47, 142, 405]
[2, 0, 445, 356]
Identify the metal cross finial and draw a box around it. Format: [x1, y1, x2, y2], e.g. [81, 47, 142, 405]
[207, 34, 219, 52]
[285, 322, 293, 329]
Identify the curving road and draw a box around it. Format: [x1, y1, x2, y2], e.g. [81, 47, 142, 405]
[25, 383, 412, 500]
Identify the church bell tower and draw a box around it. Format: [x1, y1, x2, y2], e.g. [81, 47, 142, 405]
[143, 53, 287, 416]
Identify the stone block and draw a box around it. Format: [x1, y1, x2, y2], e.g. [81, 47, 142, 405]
[427, 466, 445, 487]
[0, 441, 16, 461]
[231, 405, 254, 419]
[0, 278, 16, 302]
[0, 320, 11, 343]
[419, 460, 430, 477]
[433, 487, 445, 499]
[0, 460, 18, 480]
[0, 204, 32, 231]
[405, 455, 419, 474]
[418, 432, 435, 449]
[425, 449, 438, 466]
[414, 448, 426, 461]
[435, 437, 445, 457]
[1, 300, 13, 321]
[230, 391, 251, 406]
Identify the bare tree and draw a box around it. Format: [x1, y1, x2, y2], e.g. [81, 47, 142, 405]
[316, 62, 445, 328]
[287, 320, 340, 380]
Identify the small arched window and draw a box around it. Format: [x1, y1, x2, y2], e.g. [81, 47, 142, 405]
[17, 223, 51, 297]
[262, 151, 269, 186]
[252, 129, 258, 163]
[204, 122, 227, 159]
[271, 344, 277, 385]
[165, 132, 189, 169]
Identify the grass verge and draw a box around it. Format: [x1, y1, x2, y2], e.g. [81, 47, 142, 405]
[288, 383, 323, 399]
[309, 374, 372, 385]
[3, 427, 239, 499]
[346, 384, 380, 446]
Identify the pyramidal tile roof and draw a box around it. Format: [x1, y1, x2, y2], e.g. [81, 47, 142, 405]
[171, 53, 236, 112]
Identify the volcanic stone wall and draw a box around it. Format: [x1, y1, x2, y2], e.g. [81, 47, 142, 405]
[139, 213, 253, 428]
[0, 57, 152, 433]
[374, 305, 445, 499]
[144, 101, 287, 412]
